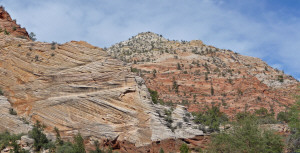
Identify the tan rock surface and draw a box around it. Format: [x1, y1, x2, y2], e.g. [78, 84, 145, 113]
[0, 34, 204, 147]
[0, 96, 32, 134]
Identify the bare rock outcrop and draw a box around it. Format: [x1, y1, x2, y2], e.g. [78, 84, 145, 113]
[0, 96, 32, 134]
[0, 6, 29, 39]
[107, 32, 299, 117]
[0, 34, 204, 148]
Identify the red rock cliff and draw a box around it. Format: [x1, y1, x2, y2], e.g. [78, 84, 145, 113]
[0, 6, 29, 39]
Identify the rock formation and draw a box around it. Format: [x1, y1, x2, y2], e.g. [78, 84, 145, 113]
[107, 32, 299, 117]
[0, 33, 204, 151]
[0, 6, 29, 39]
[0, 96, 32, 134]
[0, 8, 299, 152]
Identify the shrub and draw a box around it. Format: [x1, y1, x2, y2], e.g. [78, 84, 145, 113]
[193, 105, 228, 131]
[29, 121, 49, 151]
[0, 88, 3, 95]
[177, 63, 181, 70]
[208, 116, 284, 153]
[286, 99, 300, 152]
[180, 143, 189, 153]
[29, 32, 36, 41]
[159, 148, 165, 153]
[73, 133, 85, 153]
[56, 142, 74, 153]
[51, 41, 57, 50]
[4, 29, 9, 35]
[9, 108, 17, 115]
[0, 131, 23, 151]
[278, 75, 284, 82]
[148, 88, 159, 104]
[130, 67, 139, 73]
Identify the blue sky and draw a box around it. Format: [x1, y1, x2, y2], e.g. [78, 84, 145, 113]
[1, 0, 300, 80]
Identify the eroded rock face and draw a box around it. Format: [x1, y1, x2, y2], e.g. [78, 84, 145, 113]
[0, 6, 29, 39]
[0, 96, 32, 134]
[108, 32, 300, 117]
[0, 35, 204, 148]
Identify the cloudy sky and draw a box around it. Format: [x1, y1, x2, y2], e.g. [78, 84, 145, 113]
[1, 0, 300, 80]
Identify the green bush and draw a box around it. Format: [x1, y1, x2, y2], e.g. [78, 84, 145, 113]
[277, 111, 289, 122]
[148, 88, 159, 104]
[29, 32, 36, 41]
[236, 108, 277, 124]
[208, 116, 284, 153]
[180, 143, 189, 153]
[0, 131, 24, 152]
[29, 121, 49, 151]
[73, 133, 86, 153]
[193, 105, 228, 131]
[286, 99, 300, 152]
[159, 148, 164, 153]
[56, 142, 74, 153]
[4, 29, 10, 35]
[0, 88, 3, 95]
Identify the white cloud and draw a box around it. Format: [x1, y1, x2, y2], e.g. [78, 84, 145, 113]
[1, 0, 300, 79]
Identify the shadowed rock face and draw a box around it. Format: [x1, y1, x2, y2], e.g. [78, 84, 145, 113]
[0, 34, 204, 147]
[0, 6, 29, 39]
[108, 32, 300, 117]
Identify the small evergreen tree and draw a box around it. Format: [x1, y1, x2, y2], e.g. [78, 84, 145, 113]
[29, 32, 36, 41]
[73, 133, 85, 153]
[29, 121, 49, 151]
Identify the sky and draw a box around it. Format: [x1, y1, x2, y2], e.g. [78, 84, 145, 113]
[1, 0, 300, 80]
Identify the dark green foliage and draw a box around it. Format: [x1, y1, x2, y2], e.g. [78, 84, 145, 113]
[9, 108, 17, 115]
[51, 41, 56, 50]
[172, 78, 179, 93]
[277, 111, 289, 122]
[0, 131, 24, 151]
[205, 72, 208, 81]
[159, 148, 164, 153]
[4, 29, 9, 35]
[130, 67, 139, 73]
[29, 121, 49, 151]
[153, 69, 157, 77]
[12, 26, 17, 31]
[211, 86, 214, 96]
[56, 142, 74, 153]
[29, 32, 36, 41]
[208, 116, 284, 153]
[193, 105, 228, 131]
[164, 109, 173, 129]
[254, 107, 277, 124]
[180, 143, 189, 153]
[177, 63, 181, 70]
[236, 108, 277, 124]
[278, 75, 284, 82]
[286, 99, 300, 152]
[55, 127, 63, 146]
[0, 88, 3, 95]
[73, 133, 86, 153]
[148, 88, 159, 104]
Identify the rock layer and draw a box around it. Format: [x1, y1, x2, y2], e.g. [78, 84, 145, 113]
[108, 32, 300, 117]
[0, 34, 204, 148]
[0, 96, 32, 134]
